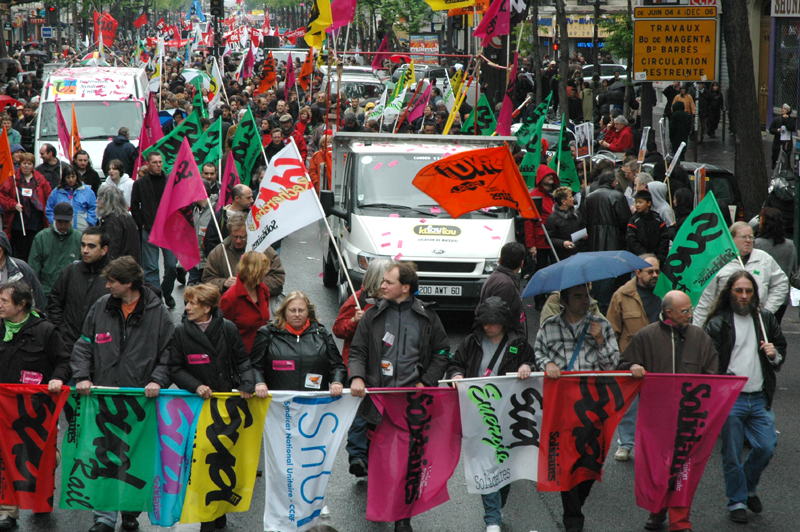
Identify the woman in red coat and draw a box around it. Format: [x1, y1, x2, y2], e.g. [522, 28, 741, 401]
[0, 152, 51, 261]
[220, 251, 271, 352]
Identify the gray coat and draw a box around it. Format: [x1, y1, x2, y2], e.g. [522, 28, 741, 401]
[70, 286, 174, 388]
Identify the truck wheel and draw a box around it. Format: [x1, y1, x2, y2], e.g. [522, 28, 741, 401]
[338, 274, 350, 306]
[322, 249, 338, 288]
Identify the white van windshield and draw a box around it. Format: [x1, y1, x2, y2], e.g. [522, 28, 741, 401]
[38, 101, 144, 141]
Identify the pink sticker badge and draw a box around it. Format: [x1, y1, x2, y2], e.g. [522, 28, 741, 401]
[388, 160, 398, 167]
[188, 354, 210, 365]
[273, 360, 296, 371]
[430, 207, 441, 214]
[20, 371, 43, 385]
[95, 332, 112, 344]
[374, 163, 383, 170]
[389, 214, 400, 218]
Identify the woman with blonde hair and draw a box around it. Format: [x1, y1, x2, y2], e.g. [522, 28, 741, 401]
[250, 290, 346, 398]
[220, 250, 271, 352]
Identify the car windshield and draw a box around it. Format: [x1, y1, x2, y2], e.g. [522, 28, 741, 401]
[39, 100, 144, 140]
[542, 128, 576, 147]
[329, 80, 384, 100]
[355, 153, 512, 219]
[602, 65, 625, 76]
[707, 174, 735, 204]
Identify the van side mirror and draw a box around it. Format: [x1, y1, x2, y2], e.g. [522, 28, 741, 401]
[320, 190, 335, 216]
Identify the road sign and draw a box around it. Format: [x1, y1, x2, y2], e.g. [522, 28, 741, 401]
[29, 17, 46, 24]
[41, 26, 53, 38]
[633, 15, 717, 82]
[3, 22, 11, 31]
[634, 6, 717, 18]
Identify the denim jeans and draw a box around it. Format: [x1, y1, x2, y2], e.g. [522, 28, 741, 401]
[617, 395, 639, 451]
[720, 392, 776, 510]
[481, 484, 510, 526]
[94, 511, 139, 527]
[346, 413, 369, 464]
[141, 228, 177, 296]
[188, 265, 204, 285]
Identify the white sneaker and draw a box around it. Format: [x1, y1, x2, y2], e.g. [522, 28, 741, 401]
[320, 505, 331, 518]
[486, 525, 501, 532]
[614, 447, 630, 461]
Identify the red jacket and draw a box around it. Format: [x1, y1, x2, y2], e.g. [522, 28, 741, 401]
[607, 126, 634, 152]
[288, 128, 308, 162]
[332, 288, 375, 367]
[0, 170, 51, 238]
[525, 165, 560, 249]
[220, 278, 270, 353]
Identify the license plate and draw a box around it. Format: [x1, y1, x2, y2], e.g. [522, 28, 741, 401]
[418, 285, 462, 296]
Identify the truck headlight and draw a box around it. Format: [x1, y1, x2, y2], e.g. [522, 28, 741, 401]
[484, 260, 499, 274]
[357, 252, 391, 270]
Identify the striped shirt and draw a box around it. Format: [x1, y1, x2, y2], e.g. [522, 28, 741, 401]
[534, 311, 620, 371]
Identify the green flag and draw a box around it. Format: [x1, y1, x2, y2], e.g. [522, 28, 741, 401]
[548, 115, 581, 193]
[142, 110, 204, 175]
[60, 390, 158, 511]
[193, 118, 222, 167]
[654, 191, 739, 305]
[520, 150, 540, 189]
[516, 93, 551, 148]
[192, 87, 208, 119]
[462, 94, 497, 136]
[229, 107, 262, 186]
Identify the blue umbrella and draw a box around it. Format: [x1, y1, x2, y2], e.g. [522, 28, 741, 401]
[521, 250, 652, 298]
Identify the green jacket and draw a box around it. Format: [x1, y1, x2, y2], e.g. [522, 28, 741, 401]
[28, 227, 81, 297]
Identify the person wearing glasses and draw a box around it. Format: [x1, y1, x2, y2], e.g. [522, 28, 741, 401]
[703, 271, 786, 525]
[692, 222, 788, 328]
[618, 289, 719, 532]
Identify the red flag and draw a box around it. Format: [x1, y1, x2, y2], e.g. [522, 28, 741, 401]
[297, 50, 314, 91]
[148, 138, 208, 269]
[263, 10, 271, 31]
[156, 17, 166, 33]
[371, 35, 389, 72]
[635, 374, 746, 512]
[92, 11, 119, 48]
[412, 146, 540, 219]
[70, 104, 82, 159]
[537, 373, 643, 491]
[0, 385, 70, 512]
[255, 51, 277, 95]
[496, 51, 517, 136]
[217, 151, 240, 215]
[473, 0, 510, 47]
[0, 127, 15, 188]
[133, 13, 147, 29]
[285, 52, 296, 91]
[366, 389, 461, 522]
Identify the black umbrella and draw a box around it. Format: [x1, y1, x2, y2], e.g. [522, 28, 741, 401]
[23, 50, 48, 57]
[608, 80, 628, 91]
[0, 57, 18, 65]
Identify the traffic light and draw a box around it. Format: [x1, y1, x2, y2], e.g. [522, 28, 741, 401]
[553, 41, 559, 52]
[210, 0, 223, 17]
[46, 5, 56, 25]
[452, 15, 463, 30]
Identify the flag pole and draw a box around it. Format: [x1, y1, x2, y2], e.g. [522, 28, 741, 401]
[207, 196, 234, 279]
[13, 178, 26, 236]
[394, 79, 426, 134]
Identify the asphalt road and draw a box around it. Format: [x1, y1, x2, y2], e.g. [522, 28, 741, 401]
[34, 223, 800, 532]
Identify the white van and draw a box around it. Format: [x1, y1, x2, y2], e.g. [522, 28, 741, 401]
[319, 132, 519, 311]
[35, 67, 149, 175]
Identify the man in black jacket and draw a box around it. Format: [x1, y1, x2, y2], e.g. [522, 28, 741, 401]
[101, 127, 137, 177]
[130, 153, 178, 307]
[479, 242, 527, 338]
[72, 150, 102, 195]
[13, 104, 36, 153]
[703, 270, 786, 525]
[46, 226, 111, 349]
[348, 261, 449, 532]
[36, 143, 71, 189]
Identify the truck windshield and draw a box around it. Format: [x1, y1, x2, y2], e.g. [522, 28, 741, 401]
[355, 153, 512, 218]
[38, 101, 144, 141]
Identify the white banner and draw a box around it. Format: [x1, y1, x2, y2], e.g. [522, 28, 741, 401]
[263, 392, 362, 532]
[246, 140, 324, 253]
[456, 376, 544, 495]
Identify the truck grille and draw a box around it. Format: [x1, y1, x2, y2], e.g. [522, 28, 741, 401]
[415, 261, 478, 273]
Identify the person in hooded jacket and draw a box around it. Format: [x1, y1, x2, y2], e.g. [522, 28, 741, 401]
[646, 181, 674, 226]
[250, 290, 346, 396]
[669, 101, 692, 161]
[29, 202, 81, 298]
[546, 186, 587, 260]
[525, 165, 560, 304]
[446, 296, 535, 532]
[0, 232, 46, 312]
[96, 186, 141, 264]
[45, 167, 97, 231]
[626, 190, 670, 264]
[666, 188, 694, 241]
[99, 159, 133, 208]
[101, 128, 137, 177]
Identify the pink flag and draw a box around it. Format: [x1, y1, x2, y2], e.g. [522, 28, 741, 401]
[407, 82, 432, 124]
[371, 36, 389, 72]
[496, 52, 517, 136]
[635, 374, 747, 513]
[133, 94, 164, 180]
[217, 151, 240, 215]
[55, 100, 70, 160]
[285, 52, 296, 91]
[473, 0, 510, 47]
[330, 0, 357, 31]
[366, 389, 461, 522]
[243, 44, 255, 79]
[148, 138, 208, 270]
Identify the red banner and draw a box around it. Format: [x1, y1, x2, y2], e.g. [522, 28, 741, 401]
[0, 385, 70, 512]
[366, 389, 461, 522]
[412, 145, 541, 219]
[537, 373, 642, 491]
[156, 17, 165, 32]
[635, 374, 746, 512]
[93, 11, 119, 48]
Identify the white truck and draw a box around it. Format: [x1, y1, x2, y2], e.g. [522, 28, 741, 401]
[319, 132, 520, 311]
[35, 66, 149, 175]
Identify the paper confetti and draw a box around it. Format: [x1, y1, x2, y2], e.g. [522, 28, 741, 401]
[390, 214, 400, 218]
[397, 240, 403, 248]
[389, 160, 398, 167]
[419, 219, 426, 223]
[319, 273, 324, 277]
[103, 101, 110, 106]
[381, 243, 390, 248]
[382, 232, 391, 236]
[484, 225, 493, 231]
[491, 236, 501, 240]
[374, 163, 383, 170]
[394, 253, 403, 261]
[430, 207, 441, 214]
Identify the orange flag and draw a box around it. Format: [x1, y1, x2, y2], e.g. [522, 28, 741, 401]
[70, 104, 82, 157]
[0, 126, 14, 188]
[298, 49, 314, 91]
[412, 145, 540, 219]
[256, 51, 277, 95]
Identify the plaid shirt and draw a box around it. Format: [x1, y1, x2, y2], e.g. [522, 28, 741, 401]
[534, 311, 620, 371]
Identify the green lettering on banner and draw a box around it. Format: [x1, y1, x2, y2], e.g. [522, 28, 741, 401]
[229, 108, 262, 187]
[60, 390, 158, 512]
[193, 118, 222, 168]
[467, 383, 509, 464]
[192, 88, 208, 119]
[142, 111, 204, 175]
[462, 94, 497, 136]
[654, 191, 739, 304]
[547, 115, 580, 193]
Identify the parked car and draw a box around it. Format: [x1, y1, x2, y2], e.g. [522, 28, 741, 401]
[582, 63, 628, 82]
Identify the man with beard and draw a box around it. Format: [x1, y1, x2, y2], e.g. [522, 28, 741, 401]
[618, 290, 718, 532]
[703, 271, 786, 525]
[606, 254, 661, 462]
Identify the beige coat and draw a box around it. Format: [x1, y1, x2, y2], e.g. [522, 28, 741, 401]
[606, 278, 651, 353]
[202, 236, 285, 297]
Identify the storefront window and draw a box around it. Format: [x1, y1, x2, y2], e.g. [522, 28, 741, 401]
[773, 18, 800, 111]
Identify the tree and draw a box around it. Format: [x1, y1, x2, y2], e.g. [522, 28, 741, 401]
[720, 0, 768, 217]
[555, 0, 570, 118]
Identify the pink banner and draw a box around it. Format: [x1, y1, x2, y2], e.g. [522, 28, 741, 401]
[148, 138, 208, 270]
[473, 0, 510, 47]
[496, 52, 517, 136]
[330, 0, 357, 31]
[243, 45, 255, 79]
[635, 374, 747, 513]
[367, 389, 461, 522]
[285, 52, 296, 91]
[133, 93, 164, 180]
[371, 36, 389, 72]
[217, 151, 240, 215]
[55, 100, 70, 160]
[407, 83, 432, 123]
